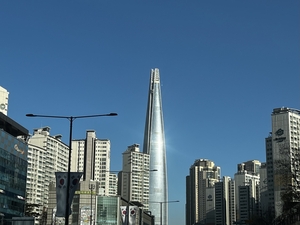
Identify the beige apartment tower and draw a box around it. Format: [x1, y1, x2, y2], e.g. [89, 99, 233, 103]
[71, 130, 111, 195]
[119, 144, 150, 211]
[186, 159, 221, 225]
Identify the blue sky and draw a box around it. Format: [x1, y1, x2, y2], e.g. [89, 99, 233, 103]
[1, 1, 299, 224]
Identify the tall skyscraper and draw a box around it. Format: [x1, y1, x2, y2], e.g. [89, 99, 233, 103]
[143, 68, 168, 225]
[186, 159, 221, 225]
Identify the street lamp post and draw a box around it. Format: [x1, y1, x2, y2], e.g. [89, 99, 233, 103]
[149, 200, 179, 225]
[26, 112, 117, 225]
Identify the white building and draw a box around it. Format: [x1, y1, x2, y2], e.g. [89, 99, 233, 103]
[109, 173, 118, 196]
[234, 168, 260, 223]
[269, 107, 300, 217]
[119, 144, 150, 210]
[0, 86, 9, 115]
[27, 127, 69, 224]
[71, 130, 111, 195]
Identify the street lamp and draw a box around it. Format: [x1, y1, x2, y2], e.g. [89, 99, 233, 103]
[26, 112, 117, 225]
[149, 200, 179, 225]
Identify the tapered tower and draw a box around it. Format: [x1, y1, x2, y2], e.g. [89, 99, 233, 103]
[143, 68, 168, 225]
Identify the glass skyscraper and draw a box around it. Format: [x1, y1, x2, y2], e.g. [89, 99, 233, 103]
[143, 68, 168, 225]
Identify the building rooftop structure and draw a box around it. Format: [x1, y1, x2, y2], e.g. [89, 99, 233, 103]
[0, 112, 28, 137]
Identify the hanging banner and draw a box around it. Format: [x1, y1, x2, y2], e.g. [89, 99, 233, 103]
[120, 206, 138, 225]
[129, 206, 138, 225]
[120, 206, 127, 225]
[55, 172, 83, 217]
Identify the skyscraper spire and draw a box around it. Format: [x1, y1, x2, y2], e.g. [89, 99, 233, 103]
[143, 68, 168, 225]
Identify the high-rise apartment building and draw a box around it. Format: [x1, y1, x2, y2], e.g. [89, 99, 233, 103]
[119, 144, 150, 210]
[186, 159, 221, 225]
[237, 160, 261, 174]
[215, 176, 235, 225]
[108, 173, 118, 196]
[143, 68, 168, 224]
[267, 107, 300, 217]
[27, 127, 69, 223]
[71, 130, 111, 194]
[234, 161, 260, 223]
[0, 86, 9, 115]
[47, 130, 112, 224]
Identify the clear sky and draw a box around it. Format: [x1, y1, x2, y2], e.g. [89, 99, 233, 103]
[1, 1, 299, 224]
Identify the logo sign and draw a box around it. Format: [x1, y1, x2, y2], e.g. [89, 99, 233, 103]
[207, 194, 213, 201]
[275, 129, 284, 136]
[14, 144, 24, 154]
[274, 128, 286, 142]
[274, 137, 286, 142]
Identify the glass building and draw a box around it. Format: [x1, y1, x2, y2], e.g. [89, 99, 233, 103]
[0, 113, 29, 223]
[143, 68, 168, 225]
[96, 196, 119, 225]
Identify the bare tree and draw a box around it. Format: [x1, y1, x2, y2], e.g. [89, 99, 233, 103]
[274, 141, 300, 220]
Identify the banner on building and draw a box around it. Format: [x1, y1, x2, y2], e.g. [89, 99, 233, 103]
[80, 206, 93, 225]
[120, 206, 138, 225]
[55, 172, 83, 217]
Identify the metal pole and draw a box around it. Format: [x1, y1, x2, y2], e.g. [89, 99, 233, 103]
[160, 202, 162, 225]
[126, 172, 131, 225]
[140, 171, 143, 225]
[65, 117, 73, 225]
[90, 183, 93, 225]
